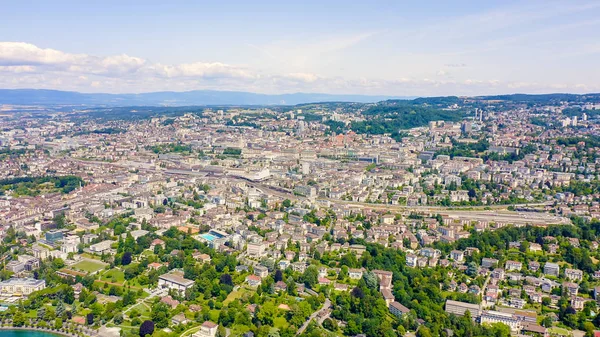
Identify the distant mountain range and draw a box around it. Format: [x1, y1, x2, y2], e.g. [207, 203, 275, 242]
[0, 89, 411, 106]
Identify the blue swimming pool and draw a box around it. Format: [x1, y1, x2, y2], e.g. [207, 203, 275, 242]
[201, 233, 217, 241]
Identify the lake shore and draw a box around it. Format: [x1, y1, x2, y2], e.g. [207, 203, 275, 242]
[0, 326, 84, 337]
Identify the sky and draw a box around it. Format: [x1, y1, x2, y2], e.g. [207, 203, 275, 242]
[0, 0, 599, 96]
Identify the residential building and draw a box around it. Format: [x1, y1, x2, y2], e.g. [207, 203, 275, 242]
[480, 311, 521, 332]
[481, 258, 498, 269]
[254, 265, 269, 278]
[348, 268, 363, 280]
[505, 260, 522, 271]
[193, 321, 219, 337]
[389, 301, 410, 318]
[544, 262, 560, 277]
[450, 250, 464, 262]
[445, 300, 481, 318]
[246, 242, 266, 257]
[565, 268, 583, 282]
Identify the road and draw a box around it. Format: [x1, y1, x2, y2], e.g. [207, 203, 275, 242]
[480, 275, 492, 309]
[296, 298, 331, 335]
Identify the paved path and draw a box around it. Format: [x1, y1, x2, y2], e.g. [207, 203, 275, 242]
[296, 298, 331, 335]
[480, 275, 492, 309]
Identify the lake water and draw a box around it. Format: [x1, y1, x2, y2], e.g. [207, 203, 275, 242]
[0, 331, 61, 337]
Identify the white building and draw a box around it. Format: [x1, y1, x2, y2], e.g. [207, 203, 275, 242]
[0, 278, 46, 296]
[158, 273, 194, 295]
[193, 321, 218, 337]
[406, 254, 418, 268]
[544, 262, 560, 277]
[89, 240, 115, 254]
[450, 250, 465, 262]
[246, 242, 266, 257]
[61, 243, 79, 254]
[32, 244, 50, 260]
[480, 310, 521, 332]
[565, 268, 583, 281]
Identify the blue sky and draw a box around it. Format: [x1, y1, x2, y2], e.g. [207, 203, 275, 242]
[0, 0, 599, 96]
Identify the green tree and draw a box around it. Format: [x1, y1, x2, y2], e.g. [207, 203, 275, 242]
[323, 318, 337, 331]
[257, 301, 277, 325]
[466, 262, 478, 277]
[56, 301, 65, 318]
[37, 306, 46, 320]
[52, 258, 65, 269]
[362, 271, 378, 290]
[416, 326, 432, 337]
[489, 322, 511, 337]
[13, 311, 25, 327]
[151, 302, 170, 328]
[302, 265, 319, 289]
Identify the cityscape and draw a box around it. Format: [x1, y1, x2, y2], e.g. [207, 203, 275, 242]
[2, 1, 600, 337]
[0, 94, 599, 337]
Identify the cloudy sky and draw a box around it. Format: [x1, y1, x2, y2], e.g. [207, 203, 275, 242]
[1, 0, 599, 96]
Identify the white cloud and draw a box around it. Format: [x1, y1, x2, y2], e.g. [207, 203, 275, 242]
[0, 41, 598, 96]
[149, 62, 256, 79]
[0, 42, 259, 81]
[282, 72, 320, 83]
[99, 54, 146, 74]
[0, 65, 36, 73]
[0, 42, 87, 66]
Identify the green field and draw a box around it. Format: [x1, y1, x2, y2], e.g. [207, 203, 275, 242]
[101, 269, 125, 283]
[70, 259, 107, 273]
[223, 288, 248, 305]
[141, 250, 155, 257]
[548, 327, 571, 336]
[180, 326, 202, 337]
[127, 302, 151, 319]
[209, 309, 220, 322]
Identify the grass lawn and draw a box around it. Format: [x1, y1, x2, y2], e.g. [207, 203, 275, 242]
[111, 322, 139, 335]
[141, 250, 155, 257]
[230, 324, 253, 336]
[79, 308, 92, 316]
[101, 269, 125, 283]
[548, 327, 571, 336]
[223, 288, 248, 305]
[209, 309, 220, 322]
[128, 303, 151, 318]
[71, 259, 107, 273]
[80, 253, 100, 260]
[127, 277, 145, 288]
[180, 326, 202, 337]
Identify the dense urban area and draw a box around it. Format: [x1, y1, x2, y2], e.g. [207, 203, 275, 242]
[2, 93, 600, 337]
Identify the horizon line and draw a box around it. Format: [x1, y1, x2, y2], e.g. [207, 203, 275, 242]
[1, 88, 599, 98]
